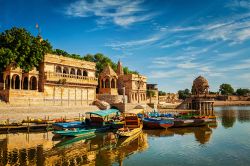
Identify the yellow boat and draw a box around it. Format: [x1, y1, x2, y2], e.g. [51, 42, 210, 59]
[116, 113, 142, 137]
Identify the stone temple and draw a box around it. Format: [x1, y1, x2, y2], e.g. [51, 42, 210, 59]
[178, 76, 215, 115]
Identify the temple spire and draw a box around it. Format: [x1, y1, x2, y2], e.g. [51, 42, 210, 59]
[117, 59, 124, 76]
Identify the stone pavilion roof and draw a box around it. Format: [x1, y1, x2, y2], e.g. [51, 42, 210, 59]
[99, 65, 118, 79]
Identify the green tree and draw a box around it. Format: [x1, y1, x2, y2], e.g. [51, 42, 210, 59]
[0, 27, 52, 72]
[236, 88, 250, 96]
[178, 89, 191, 100]
[147, 90, 156, 103]
[219, 83, 234, 95]
[158, 90, 166, 96]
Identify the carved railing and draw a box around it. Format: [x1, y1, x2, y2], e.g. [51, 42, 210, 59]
[45, 72, 98, 85]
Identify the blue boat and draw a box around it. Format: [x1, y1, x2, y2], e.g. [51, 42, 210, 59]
[52, 121, 86, 130]
[53, 128, 96, 137]
[143, 117, 174, 129]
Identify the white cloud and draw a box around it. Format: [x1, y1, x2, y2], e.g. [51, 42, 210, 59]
[105, 35, 160, 50]
[177, 61, 199, 69]
[65, 0, 155, 27]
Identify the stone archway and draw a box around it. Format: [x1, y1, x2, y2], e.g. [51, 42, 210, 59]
[11, 74, 20, 89]
[56, 66, 62, 73]
[77, 69, 82, 76]
[30, 76, 37, 90]
[23, 77, 29, 90]
[105, 79, 110, 88]
[63, 67, 69, 74]
[70, 68, 76, 75]
[111, 79, 115, 88]
[83, 70, 88, 76]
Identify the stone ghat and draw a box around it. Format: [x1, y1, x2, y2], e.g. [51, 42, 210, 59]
[0, 105, 99, 123]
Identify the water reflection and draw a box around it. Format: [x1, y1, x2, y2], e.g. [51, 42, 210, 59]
[216, 106, 250, 128]
[0, 131, 148, 166]
[221, 109, 237, 128]
[1, 106, 250, 166]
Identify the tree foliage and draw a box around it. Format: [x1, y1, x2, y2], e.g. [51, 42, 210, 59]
[0, 27, 52, 72]
[178, 89, 191, 100]
[0, 27, 138, 76]
[158, 90, 166, 96]
[219, 83, 234, 95]
[236, 88, 250, 96]
[146, 90, 155, 97]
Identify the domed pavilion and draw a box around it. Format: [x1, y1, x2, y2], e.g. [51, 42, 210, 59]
[186, 76, 215, 115]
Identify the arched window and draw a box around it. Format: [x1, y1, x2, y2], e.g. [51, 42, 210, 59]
[105, 79, 110, 88]
[11, 74, 20, 89]
[70, 68, 76, 75]
[23, 77, 28, 90]
[83, 70, 88, 76]
[15, 75, 20, 89]
[56, 66, 62, 73]
[111, 79, 115, 88]
[77, 69, 82, 76]
[30, 76, 37, 90]
[63, 67, 69, 74]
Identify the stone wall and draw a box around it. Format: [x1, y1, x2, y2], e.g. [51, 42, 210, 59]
[44, 85, 96, 106]
[96, 94, 125, 104]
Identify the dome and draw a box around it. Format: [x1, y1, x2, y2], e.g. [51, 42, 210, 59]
[193, 76, 209, 86]
[192, 76, 209, 95]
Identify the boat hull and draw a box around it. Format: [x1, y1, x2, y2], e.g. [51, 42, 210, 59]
[117, 126, 142, 137]
[143, 118, 174, 129]
[53, 129, 96, 137]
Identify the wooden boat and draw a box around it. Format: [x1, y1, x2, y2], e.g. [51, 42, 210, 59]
[116, 113, 142, 137]
[143, 117, 174, 129]
[173, 119, 195, 127]
[85, 109, 122, 130]
[52, 121, 86, 130]
[53, 128, 96, 137]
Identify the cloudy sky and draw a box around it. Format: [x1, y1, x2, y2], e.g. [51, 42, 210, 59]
[1, 0, 250, 92]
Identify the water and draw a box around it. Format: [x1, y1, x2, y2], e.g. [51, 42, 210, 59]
[1, 106, 250, 166]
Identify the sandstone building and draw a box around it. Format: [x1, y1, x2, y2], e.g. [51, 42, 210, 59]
[0, 54, 98, 106]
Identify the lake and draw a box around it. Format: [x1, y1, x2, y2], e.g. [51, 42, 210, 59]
[0, 106, 250, 166]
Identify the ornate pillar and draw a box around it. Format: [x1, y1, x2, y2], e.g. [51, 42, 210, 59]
[27, 77, 30, 90]
[19, 78, 21, 90]
[103, 79, 105, 88]
[109, 78, 111, 89]
[13, 77, 16, 89]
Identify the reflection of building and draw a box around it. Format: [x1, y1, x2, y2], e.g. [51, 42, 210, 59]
[183, 76, 215, 115]
[0, 54, 98, 105]
[221, 109, 236, 128]
[169, 126, 213, 144]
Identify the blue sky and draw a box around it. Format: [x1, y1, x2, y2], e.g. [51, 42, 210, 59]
[1, 0, 250, 92]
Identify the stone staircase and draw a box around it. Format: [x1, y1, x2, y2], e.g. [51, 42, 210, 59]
[176, 98, 192, 109]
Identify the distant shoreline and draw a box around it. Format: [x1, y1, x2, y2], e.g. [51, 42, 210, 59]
[214, 100, 250, 106]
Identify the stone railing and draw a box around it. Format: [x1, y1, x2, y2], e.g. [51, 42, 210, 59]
[45, 72, 98, 85]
